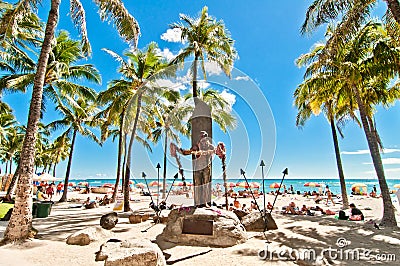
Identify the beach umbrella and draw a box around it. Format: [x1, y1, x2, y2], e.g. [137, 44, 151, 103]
[304, 182, 321, 187]
[351, 183, 367, 195]
[136, 183, 145, 188]
[394, 184, 400, 189]
[78, 181, 88, 186]
[129, 180, 135, 185]
[173, 182, 186, 186]
[225, 182, 236, 188]
[269, 182, 280, 189]
[148, 181, 162, 187]
[68, 182, 76, 187]
[236, 181, 249, 188]
[102, 183, 114, 188]
[251, 182, 261, 189]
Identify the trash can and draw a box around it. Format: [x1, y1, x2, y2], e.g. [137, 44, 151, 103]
[36, 201, 52, 218]
[32, 202, 38, 218]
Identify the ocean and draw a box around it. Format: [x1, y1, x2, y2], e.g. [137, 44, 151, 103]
[70, 177, 399, 195]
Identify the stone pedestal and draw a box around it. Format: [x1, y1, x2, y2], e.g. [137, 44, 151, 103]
[158, 207, 247, 247]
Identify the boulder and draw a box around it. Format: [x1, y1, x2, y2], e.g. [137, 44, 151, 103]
[158, 207, 247, 247]
[95, 239, 165, 266]
[240, 212, 278, 231]
[100, 212, 118, 230]
[66, 227, 113, 246]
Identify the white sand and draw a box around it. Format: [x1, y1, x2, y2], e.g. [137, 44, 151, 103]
[1, 191, 400, 266]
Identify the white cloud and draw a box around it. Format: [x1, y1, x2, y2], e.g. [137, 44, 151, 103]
[366, 168, 400, 174]
[220, 89, 236, 110]
[234, 75, 250, 81]
[95, 173, 107, 177]
[342, 149, 370, 155]
[343, 148, 400, 155]
[363, 158, 400, 165]
[205, 61, 223, 76]
[197, 81, 210, 90]
[382, 148, 400, 154]
[156, 48, 176, 61]
[155, 79, 187, 92]
[161, 28, 185, 43]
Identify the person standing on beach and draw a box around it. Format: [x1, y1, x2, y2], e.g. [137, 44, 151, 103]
[326, 188, 335, 206]
[56, 182, 63, 195]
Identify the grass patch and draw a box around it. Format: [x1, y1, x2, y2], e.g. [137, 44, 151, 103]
[0, 203, 13, 219]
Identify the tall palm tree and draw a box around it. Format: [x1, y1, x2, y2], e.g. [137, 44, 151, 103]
[294, 73, 353, 209]
[301, 0, 400, 36]
[298, 22, 400, 226]
[0, 30, 101, 109]
[170, 6, 236, 98]
[48, 134, 71, 177]
[47, 96, 100, 202]
[148, 91, 191, 198]
[101, 42, 170, 211]
[2, 0, 140, 242]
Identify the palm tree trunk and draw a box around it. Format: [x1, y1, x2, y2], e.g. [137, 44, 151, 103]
[6, 163, 20, 199]
[3, 0, 61, 242]
[329, 113, 349, 209]
[111, 112, 125, 203]
[123, 93, 142, 212]
[385, 0, 400, 25]
[53, 164, 56, 177]
[353, 86, 397, 227]
[9, 160, 12, 174]
[122, 133, 127, 189]
[59, 129, 77, 202]
[192, 55, 199, 98]
[162, 132, 168, 199]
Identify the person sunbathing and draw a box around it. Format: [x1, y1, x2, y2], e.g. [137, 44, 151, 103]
[267, 202, 273, 210]
[83, 197, 98, 209]
[284, 201, 300, 214]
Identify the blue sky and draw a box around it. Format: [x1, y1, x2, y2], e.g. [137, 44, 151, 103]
[3, 0, 400, 180]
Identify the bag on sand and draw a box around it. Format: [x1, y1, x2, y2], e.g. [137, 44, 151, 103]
[338, 210, 349, 220]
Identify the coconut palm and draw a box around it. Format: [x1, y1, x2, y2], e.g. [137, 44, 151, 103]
[47, 134, 71, 177]
[101, 42, 170, 211]
[297, 22, 400, 226]
[0, 30, 101, 110]
[301, 0, 400, 35]
[148, 91, 191, 198]
[170, 6, 236, 98]
[47, 96, 100, 202]
[2, 0, 140, 242]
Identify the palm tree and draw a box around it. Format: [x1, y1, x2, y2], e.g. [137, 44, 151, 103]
[2, 0, 140, 242]
[101, 42, 170, 211]
[148, 91, 191, 198]
[0, 30, 101, 109]
[301, 0, 400, 36]
[298, 22, 400, 226]
[48, 135, 71, 177]
[294, 73, 353, 209]
[47, 96, 100, 202]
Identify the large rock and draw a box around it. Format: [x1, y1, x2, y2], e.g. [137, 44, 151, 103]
[158, 207, 247, 247]
[66, 227, 113, 246]
[241, 212, 278, 231]
[100, 212, 118, 230]
[95, 239, 165, 266]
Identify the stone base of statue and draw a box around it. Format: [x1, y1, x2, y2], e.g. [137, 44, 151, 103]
[157, 207, 247, 247]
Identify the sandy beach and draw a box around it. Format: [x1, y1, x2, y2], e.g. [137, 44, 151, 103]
[1, 190, 400, 266]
